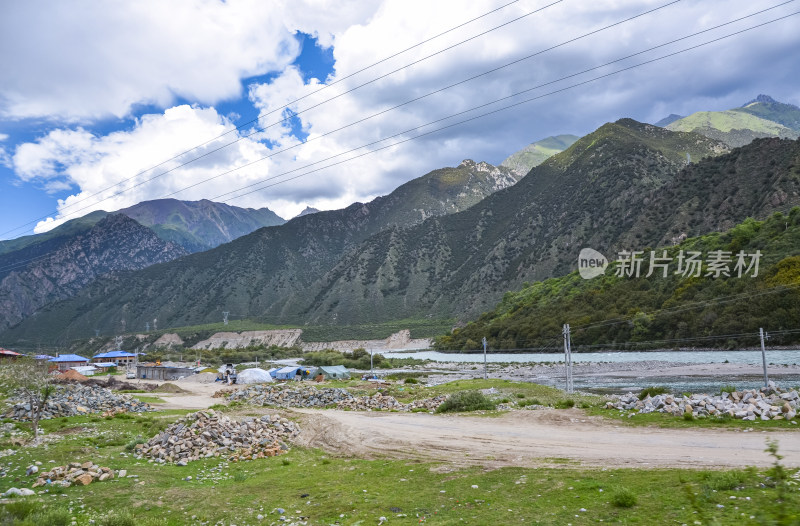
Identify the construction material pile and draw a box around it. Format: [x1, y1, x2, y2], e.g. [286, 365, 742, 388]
[607, 382, 799, 421]
[228, 385, 353, 407]
[32, 461, 115, 488]
[134, 409, 299, 464]
[4, 384, 151, 421]
[336, 392, 448, 412]
[229, 384, 449, 412]
[54, 369, 88, 382]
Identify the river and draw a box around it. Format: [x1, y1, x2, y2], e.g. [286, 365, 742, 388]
[383, 349, 800, 364]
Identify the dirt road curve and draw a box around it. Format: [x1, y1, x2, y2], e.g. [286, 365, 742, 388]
[294, 409, 800, 469]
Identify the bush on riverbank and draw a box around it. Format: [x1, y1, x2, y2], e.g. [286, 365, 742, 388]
[436, 390, 496, 413]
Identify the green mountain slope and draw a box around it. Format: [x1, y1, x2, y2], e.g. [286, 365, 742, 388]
[499, 134, 580, 176]
[653, 114, 684, 127]
[295, 120, 731, 323]
[665, 95, 800, 148]
[117, 198, 285, 253]
[0, 210, 107, 257]
[0, 161, 520, 342]
[435, 210, 800, 351]
[733, 94, 800, 131]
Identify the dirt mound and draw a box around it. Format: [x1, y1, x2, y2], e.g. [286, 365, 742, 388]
[177, 372, 219, 384]
[55, 370, 88, 382]
[152, 382, 186, 393]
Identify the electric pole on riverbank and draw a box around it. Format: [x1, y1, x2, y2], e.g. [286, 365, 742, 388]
[482, 337, 488, 380]
[760, 327, 770, 387]
[563, 324, 573, 394]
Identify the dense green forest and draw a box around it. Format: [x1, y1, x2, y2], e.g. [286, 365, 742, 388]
[435, 209, 800, 352]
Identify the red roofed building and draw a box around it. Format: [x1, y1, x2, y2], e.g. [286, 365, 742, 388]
[0, 348, 22, 361]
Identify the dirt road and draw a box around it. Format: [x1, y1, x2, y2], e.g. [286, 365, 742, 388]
[294, 408, 800, 469]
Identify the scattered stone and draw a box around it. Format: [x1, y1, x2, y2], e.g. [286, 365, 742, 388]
[4, 384, 151, 421]
[32, 461, 114, 488]
[607, 385, 799, 421]
[2, 487, 35, 497]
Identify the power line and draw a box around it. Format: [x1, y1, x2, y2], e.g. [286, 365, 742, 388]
[213, 10, 800, 205]
[0, 0, 553, 240]
[0, 5, 793, 276]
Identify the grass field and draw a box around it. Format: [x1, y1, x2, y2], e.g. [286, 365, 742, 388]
[1, 379, 799, 524]
[0, 408, 798, 525]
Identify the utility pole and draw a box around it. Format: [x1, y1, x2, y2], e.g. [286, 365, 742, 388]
[370, 349, 374, 377]
[482, 337, 488, 380]
[563, 324, 573, 394]
[153, 318, 157, 331]
[760, 327, 770, 388]
[223, 312, 230, 326]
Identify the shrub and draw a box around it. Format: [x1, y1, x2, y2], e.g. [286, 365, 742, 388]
[611, 487, 637, 508]
[404, 378, 418, 384]
[702, 470, 750, 491]
[436, 391, 496, 413]
[720, 384, 736, 394]
[555, 399, 575, 409]
[639, 386, 669, 400]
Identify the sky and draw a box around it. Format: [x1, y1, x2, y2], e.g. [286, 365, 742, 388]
[1, 0, 799, 240]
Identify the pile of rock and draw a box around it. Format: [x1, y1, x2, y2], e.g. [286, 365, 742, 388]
[134, 409, 299, 464]
[228, 385, 354, 408]
[336, 393, 448, 412]
[31, 461, 115, 488]
[607, 383, 799, 421]
[4, 384, 151, 421]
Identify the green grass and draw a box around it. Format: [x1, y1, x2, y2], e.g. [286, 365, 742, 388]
[0, 402, 798, 525]
[0, 424, 797, 525]
[587, 406, 800, 429]
[130, 395, 166, 404]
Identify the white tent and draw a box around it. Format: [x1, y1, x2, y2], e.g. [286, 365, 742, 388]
[236, 368, 275, 384]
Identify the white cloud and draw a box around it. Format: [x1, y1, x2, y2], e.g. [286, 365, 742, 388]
[0, 0, 367, 121]
[14, 105, 286, 232]
[6, 0, 800, 236]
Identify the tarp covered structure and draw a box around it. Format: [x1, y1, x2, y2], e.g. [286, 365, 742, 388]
[236, 368, 275, 384]
[274, 366, 304, 380]
[313, 365, 351, 380]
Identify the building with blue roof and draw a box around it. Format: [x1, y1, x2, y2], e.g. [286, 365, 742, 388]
[48, 354, 89, 371]
[93, 350, 136, 366]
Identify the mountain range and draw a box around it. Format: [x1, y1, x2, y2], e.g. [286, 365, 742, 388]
[0, 199, 285, 256]
[0, 160, 521, 340]
[2, 95, 799, 345]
